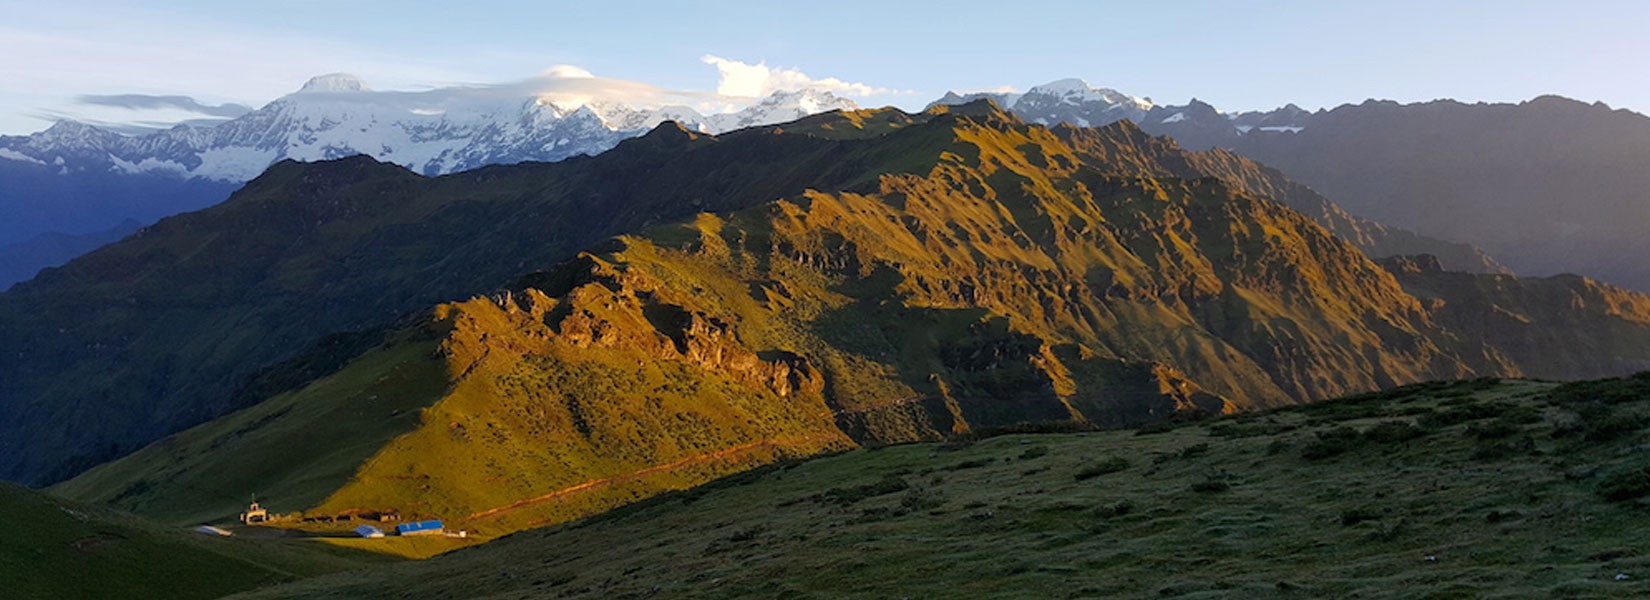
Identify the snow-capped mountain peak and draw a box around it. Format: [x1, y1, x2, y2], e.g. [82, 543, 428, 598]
[707, 88, 858, 131]
[0, 76, 868, 183]
[930, 78, 1312, 148]
[297, 73, 371, 94]
[1021, 79, 1154, 112]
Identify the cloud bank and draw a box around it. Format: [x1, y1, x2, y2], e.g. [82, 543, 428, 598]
[701, 55, 897, 99]
[16, 53, 893, 133]
[76, 94, 254, 118]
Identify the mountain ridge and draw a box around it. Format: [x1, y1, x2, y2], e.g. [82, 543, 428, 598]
[47, 104, 1650, 546]
[933, 80, 1650, 289]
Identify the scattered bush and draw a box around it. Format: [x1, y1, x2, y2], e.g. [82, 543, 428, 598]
[899, 487, 947, 512]
[1597, 465, 1650, 502]
[1209, 419, 1297, 438]
[1466, 420, 1520, 439]
[817, 475, 909, 505]
[1419, 402, 1503, 428]
[1190, 476, 1231, 494]
[1300, 427, 1363, 460]
[1018, 446, 1049, 460]
[1497, 405, 1544, 425]
[1548, 413, 1585, 438]
[1339, 506, 1383, 526]
[1484, 509, 1524, 523]
[1133, 421, 1179, 436]
[1363, 421, 1425, 444]
[1546, 372, 1650, 405]
[1093, 500, 1135, 519]
[1583, 411, 1647, 442]
[942, 458, 996, 471]
[1365, 518, 1409, 543]
[1133, 408, 1213, 436]
[1265, 438, 1292, 455]
[1154, 443, 1211, 463]
[1075, 457, 1131, 480]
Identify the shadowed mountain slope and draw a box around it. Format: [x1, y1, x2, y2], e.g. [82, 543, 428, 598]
[0, 482, 388, 600]
[1231, 96, 1650, 290]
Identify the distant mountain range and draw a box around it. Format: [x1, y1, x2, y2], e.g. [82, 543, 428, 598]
[6, 75, 1650, 292]
[931, 78, 1312, 151]
[0, 73, 859, 182]
[0, 75, 857, 288]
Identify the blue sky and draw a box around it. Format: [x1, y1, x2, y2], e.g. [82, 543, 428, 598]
[1, 0, 1645, 134]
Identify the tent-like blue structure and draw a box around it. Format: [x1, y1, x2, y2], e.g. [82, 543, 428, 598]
[354, 525, 385, 538]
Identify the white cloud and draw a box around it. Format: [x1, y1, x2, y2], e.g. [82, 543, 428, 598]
[701, 55, 896, 99]
[541, 65, 594, 79]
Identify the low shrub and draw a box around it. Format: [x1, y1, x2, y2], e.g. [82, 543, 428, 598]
[899, 487, 947, 511]
[1598, 465, 1650, 502]
[1190, 476, 1231, 493]
[1470, 437, 1535, 461]
[1584, 412, 1647, 442]
[1466, 420, 1520, 439]
[1419, 402, 1503, 428]
[1154, 443, 1211, 463]
[1076, 457, 1131, 480]
[817, 475, 909, 505]
[1300, 427, 1363, 460]
[1363, 421, 1424, 444]
[942, 458, 996, 471]
[1339, 506, 1383, 526]
[1209, 420, 1297, 438]
[1093, 500, 1135, 518]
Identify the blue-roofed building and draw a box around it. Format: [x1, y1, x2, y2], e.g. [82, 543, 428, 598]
[396, 520, 444, 536]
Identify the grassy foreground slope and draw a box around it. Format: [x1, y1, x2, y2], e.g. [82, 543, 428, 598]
[0, 483, 390, 600]
[238, 375, 1650, 599]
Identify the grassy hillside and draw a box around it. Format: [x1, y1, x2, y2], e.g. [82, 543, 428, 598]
[236, 375, 1650, 599]
[57, 104, 1650, 552]
[0, 483, 390, 600]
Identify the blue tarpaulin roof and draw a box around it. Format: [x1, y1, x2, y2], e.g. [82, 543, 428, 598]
[396, 520, 443, 534]
[354, 525, 385, 537]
